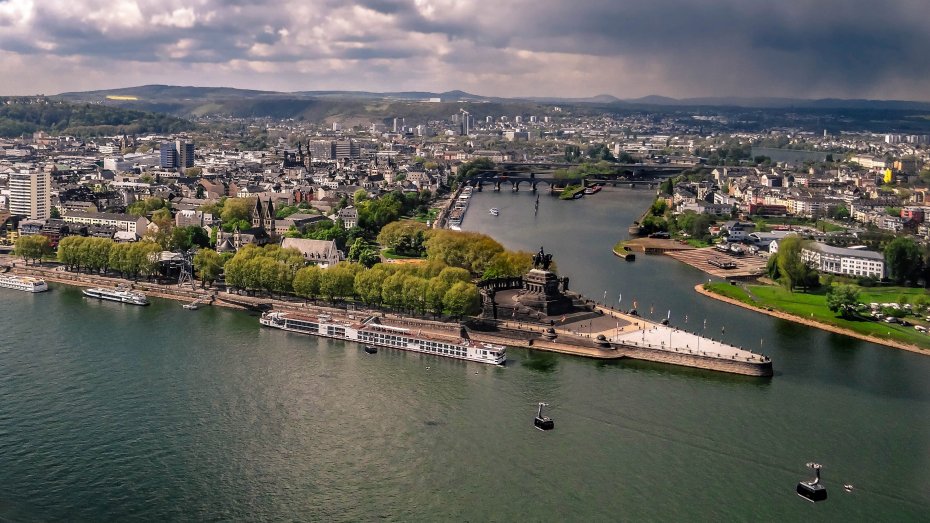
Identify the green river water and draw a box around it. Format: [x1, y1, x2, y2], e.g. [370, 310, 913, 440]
[0, 187, 928, 521]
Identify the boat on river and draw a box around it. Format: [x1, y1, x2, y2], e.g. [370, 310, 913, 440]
[489, 208, 500, 216]
[260, 311, 506, 365]
[82, 286, 149, 306]
[0, 274, 49, 293]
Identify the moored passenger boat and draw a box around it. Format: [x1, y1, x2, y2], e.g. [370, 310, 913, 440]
[82, 286, 149, 306]
[260, 311, 506, 365]
[0, 274, 49, 293]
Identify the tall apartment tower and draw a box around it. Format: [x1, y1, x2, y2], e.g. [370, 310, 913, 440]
[9, 170, 51, 220]
[160, 141, 178, 169]
[460, 111, 470, 136]
[177, 139, 195, 169]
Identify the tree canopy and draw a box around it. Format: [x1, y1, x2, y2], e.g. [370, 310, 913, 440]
[775, 237, 820, 292]
[884, 236, 922, 285]
[826, 284, 860, 318]
[15, 234, 51, 264]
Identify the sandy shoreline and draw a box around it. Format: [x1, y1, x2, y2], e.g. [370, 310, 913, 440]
[695, 283, 928, 356]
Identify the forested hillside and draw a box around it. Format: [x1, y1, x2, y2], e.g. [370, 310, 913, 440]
[0, 98, 194, 137]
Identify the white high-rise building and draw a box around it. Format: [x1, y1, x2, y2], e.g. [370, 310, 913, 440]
[9, 170, 51, 220]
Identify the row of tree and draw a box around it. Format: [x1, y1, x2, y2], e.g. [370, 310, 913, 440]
[223, 245, 307, 296]
[14, 235, 52, 264]
[222, 243, 482, 317]
[57, 236, 164, 279]
[292, 261, 480, 317]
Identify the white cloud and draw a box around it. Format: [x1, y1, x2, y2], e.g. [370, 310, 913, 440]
[151, 7, 197, 29]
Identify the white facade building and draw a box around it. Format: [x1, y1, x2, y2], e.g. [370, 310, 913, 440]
[62, 212, 149, 234]
[8, 170, 51, 220]
[801, 242, 885, 278]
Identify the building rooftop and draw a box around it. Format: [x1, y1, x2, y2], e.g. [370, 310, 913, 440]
[808, 242, 884, 260]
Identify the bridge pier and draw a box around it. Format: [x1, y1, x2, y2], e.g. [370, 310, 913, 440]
[511, 181, 518, 192]
[531, 182, 537, 192]
[494, 181, 501, 192]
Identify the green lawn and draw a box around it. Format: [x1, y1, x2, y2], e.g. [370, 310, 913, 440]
[704, 282, 930, 349]
[704, 282, 753, 303]
[815, 220, 847, 233]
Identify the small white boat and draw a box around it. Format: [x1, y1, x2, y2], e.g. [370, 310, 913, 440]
[489, 208, 500, 216]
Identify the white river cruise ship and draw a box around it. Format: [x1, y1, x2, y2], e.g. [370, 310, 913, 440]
[82, 287, 149, 306]
[0, 274, 49, 293]
[260, 311, 506, 365]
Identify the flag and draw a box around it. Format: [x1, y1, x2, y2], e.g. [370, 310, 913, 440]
[703, 319, 707, 329]
[667, 310, 671, 320]
[603, 290, 608, 301]
[618, 292, 622, 304]
[650, 305, 654, 315]
[560, 315, 566, 323]
[685, 315, 688, 323]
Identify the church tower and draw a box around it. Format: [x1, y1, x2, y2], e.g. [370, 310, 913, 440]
[265, 199, 275, 233]
[252, 197, 265, 229]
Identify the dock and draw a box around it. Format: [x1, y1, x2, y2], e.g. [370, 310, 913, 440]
[665, 246, 768, 279]
[620, 238, 694, 254]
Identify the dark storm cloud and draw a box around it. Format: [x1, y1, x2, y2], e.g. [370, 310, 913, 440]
[492, 0, 930, 96]
[1, 0, 930, 99]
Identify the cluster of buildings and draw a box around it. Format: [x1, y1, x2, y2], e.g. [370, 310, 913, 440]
[4, 101, 930, 280]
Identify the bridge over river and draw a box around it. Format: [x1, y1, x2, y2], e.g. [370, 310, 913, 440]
[469, 170, 675, 192]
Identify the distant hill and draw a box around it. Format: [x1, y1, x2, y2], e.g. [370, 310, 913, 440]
[0, 97, 195, 138]
[46, 85, 930, 129]
[50, 85, 565, 122]
[56, 84, 279, 102]
[526, 94, 623, 104]
[622, 95, 930, 110]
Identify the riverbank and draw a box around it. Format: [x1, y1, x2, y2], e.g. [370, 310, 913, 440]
[8, 260, 771, 375]
[10, 263, 220, 306]
[696, 283, 928, 355]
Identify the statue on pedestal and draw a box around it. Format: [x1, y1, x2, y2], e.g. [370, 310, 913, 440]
[532, 246, 553, 271]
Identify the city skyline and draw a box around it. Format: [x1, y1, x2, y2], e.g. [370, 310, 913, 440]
[3, 0, 930, 101]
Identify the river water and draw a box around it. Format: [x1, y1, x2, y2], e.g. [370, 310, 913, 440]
[1, 187, 928, 521]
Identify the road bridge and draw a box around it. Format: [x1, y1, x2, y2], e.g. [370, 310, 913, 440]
[467, 170, 667, 193]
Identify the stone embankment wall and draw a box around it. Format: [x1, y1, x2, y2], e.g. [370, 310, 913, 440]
[611, 342, 773, 377]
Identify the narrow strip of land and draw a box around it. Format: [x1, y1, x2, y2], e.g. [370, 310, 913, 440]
[695, 283, 928, 355]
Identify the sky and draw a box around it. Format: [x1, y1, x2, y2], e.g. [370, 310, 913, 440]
[1, 0, 929, 100]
